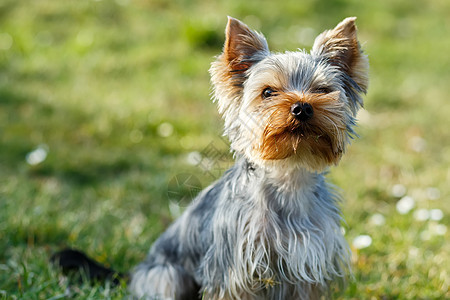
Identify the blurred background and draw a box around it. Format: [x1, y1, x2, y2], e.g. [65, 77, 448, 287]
[0, 0, 448, 298]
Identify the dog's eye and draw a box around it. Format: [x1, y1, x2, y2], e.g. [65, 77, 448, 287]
[312, 87, 332, 94]
[262, 87, 277, 99]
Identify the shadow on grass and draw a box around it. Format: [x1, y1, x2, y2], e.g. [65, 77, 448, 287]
[0, 87, 150, 186]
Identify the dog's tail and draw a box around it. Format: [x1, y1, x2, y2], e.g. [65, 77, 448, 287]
[51, 248, 128, 285]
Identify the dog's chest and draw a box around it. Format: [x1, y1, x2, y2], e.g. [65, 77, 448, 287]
[232, 214, 314, 299]
[237, 188, 317, 285]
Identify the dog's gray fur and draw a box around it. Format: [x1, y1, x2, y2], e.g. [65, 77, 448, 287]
[130, 17, 368, 300]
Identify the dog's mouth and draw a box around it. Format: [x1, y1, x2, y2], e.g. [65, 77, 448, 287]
[260, 125, 338, 160]
[256, 93, 349, 167]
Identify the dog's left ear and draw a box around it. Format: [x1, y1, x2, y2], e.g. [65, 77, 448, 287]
[312, 17, 369, 101]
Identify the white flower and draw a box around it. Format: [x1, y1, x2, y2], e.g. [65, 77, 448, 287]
[26, 145, 48, 165]
[432, 224, 447, 236]
[408, 247, 419, 258]
[429, 209, 443, 221]
[352, 235, 372, 249]
[413, 209, 429, 221]
[186, 151, 201, 165]
[391, 184, 406, 198]
[396, 196, 415, 214]
[157, 122, 174, 137]
[421, 223, 447, 240]
[369, 213, 386, 226]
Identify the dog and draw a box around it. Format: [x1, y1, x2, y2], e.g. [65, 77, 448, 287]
[129, 16, 368, 300]
[53, 16, 368, 300]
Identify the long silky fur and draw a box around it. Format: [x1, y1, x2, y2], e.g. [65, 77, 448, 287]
[131, 159, 350, 300]
[129, 17, 368, 300]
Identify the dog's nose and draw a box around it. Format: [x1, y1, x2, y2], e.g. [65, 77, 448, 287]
[291, 102, 313, 121]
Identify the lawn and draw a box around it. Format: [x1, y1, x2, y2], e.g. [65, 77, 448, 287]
[0, 0, 449, 299]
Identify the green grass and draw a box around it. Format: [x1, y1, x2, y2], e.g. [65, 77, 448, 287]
[1, 0, 449, 299]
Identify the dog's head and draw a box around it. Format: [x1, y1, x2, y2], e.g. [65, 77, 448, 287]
[210, 17, 369, 172]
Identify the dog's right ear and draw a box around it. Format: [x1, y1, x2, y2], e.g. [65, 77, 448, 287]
[210, 18, 268, 115]
[223, 17, 269, 73]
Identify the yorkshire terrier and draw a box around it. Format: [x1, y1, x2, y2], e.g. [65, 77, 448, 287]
[129, 16, 369, 299]
[53, 16, 368, 300]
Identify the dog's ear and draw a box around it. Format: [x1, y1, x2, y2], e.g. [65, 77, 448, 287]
[210, 17, 269, 124]
[223, 17, 269, 73]
[311, 17, 369, 97]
